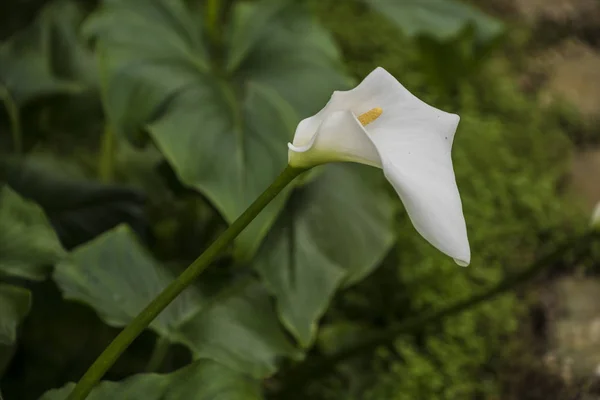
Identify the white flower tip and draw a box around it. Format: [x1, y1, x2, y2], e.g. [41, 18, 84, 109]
[451, 238, 471, 266]
[451, 113, 460, 126]
[453, 257, 470, 267]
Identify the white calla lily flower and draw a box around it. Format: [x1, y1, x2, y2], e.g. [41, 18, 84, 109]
[288, 67, 470, 266]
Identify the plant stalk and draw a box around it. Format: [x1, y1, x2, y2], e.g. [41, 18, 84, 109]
[0, 86, 22, 154]
[98, 124, 116, 183]
[144, 337, 170, 373]
[205, 0, 221, 45]
[67, 165, 306, 400]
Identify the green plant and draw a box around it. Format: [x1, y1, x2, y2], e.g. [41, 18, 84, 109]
[0, 0, 589, 400]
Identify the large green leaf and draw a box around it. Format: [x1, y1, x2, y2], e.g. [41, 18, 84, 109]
[53, 225, 201, 337]
[39, 359, 262, 400]
[0, 186, 65, 281]
[254, 165, 395, 347]
[0, 0, 86, 105]
[43, 0, 98, 86]
[53, 225, 299, 378]
[0, 0, 92, 152]
[5, 156, 150, 250]
[175, 281, 303, 378]
[83, 0, 351, 258]
[0, 284, 32, 345]
[363, 0, 503, 42]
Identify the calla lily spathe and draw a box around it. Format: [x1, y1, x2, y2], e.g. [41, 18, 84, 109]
[288, 67, 470, 266]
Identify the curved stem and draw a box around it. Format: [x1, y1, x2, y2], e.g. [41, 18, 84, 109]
[67, 165, 307, 400]
[97, 47, 116, 183]
[0, 85, 22, 154]
[98, 124, 116, 183]
[144, 337, 170, 373]
[205, 0, 222, 46]
[275, 230, 599, 398]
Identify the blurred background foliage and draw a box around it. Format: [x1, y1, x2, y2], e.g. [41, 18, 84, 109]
[1, 0, 599, 399]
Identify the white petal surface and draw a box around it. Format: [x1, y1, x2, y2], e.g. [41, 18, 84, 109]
[288, 67, 470, 265]
[288, 111, 381, 168]
[357, 69, 469, 265]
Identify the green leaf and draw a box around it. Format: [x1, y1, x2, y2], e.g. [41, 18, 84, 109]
[53, 225, 201, 338]
[5, 156, 150, 250]
[43, 0, 98, 86]
[363, 0, 503, 42]
[84, 0, 350, 258]
[175, 280, 303, 378]
[0, 186, 65, 281]
[0, 284, 32, 345]
[317, 322, 375, 356]
[39, 359, 262, 400]
[0, 0, 92, 152]
[53, 225, 299, 378]
[0, 0, 86, 106]
[254, 164, 395, 347]
[225, 0, 350, 116]
[146, 82, 297, 259]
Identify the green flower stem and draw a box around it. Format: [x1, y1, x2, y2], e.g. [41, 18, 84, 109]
[67, 165, 307, 400]
[0, 85, 22, 154]
[98, 125, 116, 183]
[275, 230, 599, 399]
[205, 0, 221, 45]
[144, 337, 170, 373]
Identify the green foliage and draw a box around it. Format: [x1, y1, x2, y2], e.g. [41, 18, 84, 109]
[0, 285, 31, 345]
[4, 156, 149, 250]
[40, 359, 262, 400]
[54, 225, 203, 336]
[54, 225, 301, 378]
[363, 0, 503, 43]
[255, 164, 395, 347]
[0, 0, 91, 152]
[83, 0, 352, 259]
[0, 186, 63, 378]
[0, 0, 585, 399]
[0, 186, 65, 281]
[0, 0, 84, 105]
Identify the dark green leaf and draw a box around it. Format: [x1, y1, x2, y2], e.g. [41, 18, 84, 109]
[228, 1, 352, 116]
[44, 0, 97, 86]
[175, 280, 303, 378]
[0, 186, 65, 281]
[0, 284, 31, 345]
[317, 322, 375, 356]
[84, 0, 351, 258]
[0, 0, 86, 106]
[363, 0, 503, 42]
[5, 157, 150, 249]
[0, 0, 94, 152]
[146, 82, 297, 259]
[53, 225, 200, 337]
[39, 359, 262, 400]
[254, 164, 395, 347]
[54, 225, 300, 378]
